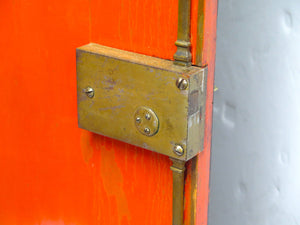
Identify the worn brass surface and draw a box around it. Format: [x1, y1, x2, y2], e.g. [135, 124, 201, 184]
[77, 43, 206, 161]
[173, 0, 192, 66]
[170, 158, 186, 225]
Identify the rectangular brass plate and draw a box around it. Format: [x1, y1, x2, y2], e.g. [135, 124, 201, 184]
[76, 43, 206, 161]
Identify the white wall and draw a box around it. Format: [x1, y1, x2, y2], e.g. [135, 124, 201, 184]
[209, 0, 300, 224]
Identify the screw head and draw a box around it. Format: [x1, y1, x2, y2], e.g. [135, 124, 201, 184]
[144, 127, 150, 134]
[173, 145, 184, 156]
[145, 113, 151, 120]
[176, 78, 188, 90]
[83, 87, 94, 98]
[136, 117, 141, 123]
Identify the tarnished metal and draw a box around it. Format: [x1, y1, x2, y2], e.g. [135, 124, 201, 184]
[173, 0, 192, 66]
[170, 158, 186, 225]
[76, 43, 206, 161]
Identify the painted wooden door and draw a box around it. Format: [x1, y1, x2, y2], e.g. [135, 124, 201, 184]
[0, 0, 217, 224]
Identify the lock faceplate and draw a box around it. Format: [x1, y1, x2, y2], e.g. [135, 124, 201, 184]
[76, 43, 207, 161]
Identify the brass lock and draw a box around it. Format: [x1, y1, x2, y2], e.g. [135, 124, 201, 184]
[76, 43, 207, 161]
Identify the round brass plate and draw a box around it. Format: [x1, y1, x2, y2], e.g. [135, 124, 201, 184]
[134, 106, 159, 137]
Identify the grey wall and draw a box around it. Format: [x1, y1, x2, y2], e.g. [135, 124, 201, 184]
[209, 0, 300, 225]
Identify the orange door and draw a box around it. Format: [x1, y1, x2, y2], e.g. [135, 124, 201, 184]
[0, 1, 217, 224]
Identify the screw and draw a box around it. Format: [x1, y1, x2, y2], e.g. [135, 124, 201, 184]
[136, 117, 141, 123]
[173, 145, 184, 156]
[144, 128, 150, 134]
[145, 113, 151, 120]
[176, 78, 188, 90]
[83, 87, 94, 98]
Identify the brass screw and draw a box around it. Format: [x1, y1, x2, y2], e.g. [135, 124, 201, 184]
[136, 117, 141, 123]
[83, 87, 94, 98]
[145, 113, 151, 120]
[173, 145, 184, 156]
[144, 128, 150, 134]
[176, 78, 188, 90]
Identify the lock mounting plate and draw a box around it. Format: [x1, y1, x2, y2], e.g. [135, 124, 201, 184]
[76, 43, 206, 161]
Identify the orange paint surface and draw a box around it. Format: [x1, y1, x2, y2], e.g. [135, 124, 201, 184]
[90, 0, 178, 59]
[0, 0, 217, 224]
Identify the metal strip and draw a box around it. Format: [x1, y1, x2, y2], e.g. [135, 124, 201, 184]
[173, 0, 192, 66]
[171, 0, 192, 223]
[170, 158, 186, 225]
[195, 0, 205, 66]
